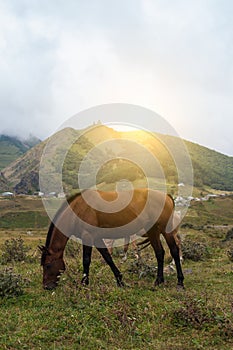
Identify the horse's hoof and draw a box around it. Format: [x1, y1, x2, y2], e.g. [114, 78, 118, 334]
[116, 274, 125, 287]
[81, 275, 89, 286]
[177, 284, 185, 291]
[154, 278, 164, 287]
[44, 282, 57, 290]
[117, 281, 125, 287]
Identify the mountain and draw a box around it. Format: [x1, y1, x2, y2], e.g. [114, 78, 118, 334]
[0, 172, 8, 192]
[0, 126, 232, 194]
[0, 127, 107, 194]
[184, 140, 233, 190]
[0, 134, 41, 170]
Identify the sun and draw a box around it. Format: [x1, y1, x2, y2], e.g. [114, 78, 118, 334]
[106, 123, 140, 132]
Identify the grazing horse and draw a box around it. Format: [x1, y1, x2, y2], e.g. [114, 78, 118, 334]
[40, 189, 184, 290]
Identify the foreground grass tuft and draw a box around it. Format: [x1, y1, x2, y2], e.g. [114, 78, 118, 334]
[172, 291, 233, 337]
[1, 237, 30, 264]
[0, 267, 28, 298]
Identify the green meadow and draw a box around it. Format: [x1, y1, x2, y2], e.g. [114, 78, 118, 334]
[0, 195, 233, 350]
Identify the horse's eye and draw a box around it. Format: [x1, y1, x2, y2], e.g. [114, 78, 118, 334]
[46, 264, 52, 269]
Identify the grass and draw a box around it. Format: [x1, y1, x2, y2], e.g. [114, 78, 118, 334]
[0, 196, 233, 349]
[184, 196, 233, 226]
[0, 197, 50, 229]
[0, 231, 233, 350]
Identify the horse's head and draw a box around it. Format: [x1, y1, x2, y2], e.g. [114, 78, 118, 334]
[39, 246, 66, 290]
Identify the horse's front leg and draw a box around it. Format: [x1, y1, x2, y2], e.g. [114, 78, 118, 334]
[81, 245, 92, 286]
[96, 242, 124, 287]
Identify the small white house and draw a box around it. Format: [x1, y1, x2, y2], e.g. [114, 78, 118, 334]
[1, 191, 14, 197]
[58, 192, 66, 198]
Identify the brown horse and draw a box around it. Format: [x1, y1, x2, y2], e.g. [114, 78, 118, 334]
[40, 189, 184, 290]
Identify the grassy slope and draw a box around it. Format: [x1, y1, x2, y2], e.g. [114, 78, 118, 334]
[0, 197, 50, 229]
[0, 196, 233, 350]
[184, 196, 233, 226]
[1, 127, 233, 194]
[0, 135, 40, 170]
[0, 141, 25, 170]
[0, 233, 232, 350]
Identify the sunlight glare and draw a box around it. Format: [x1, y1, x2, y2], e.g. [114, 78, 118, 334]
[107, 123, 140, 132]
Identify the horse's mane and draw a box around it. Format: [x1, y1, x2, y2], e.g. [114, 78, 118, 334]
[45, 192, 82, 248]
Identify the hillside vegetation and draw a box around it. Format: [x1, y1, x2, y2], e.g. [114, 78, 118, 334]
[184, 140, 233, 190]
[0, 126, 232, 194]
[0, 135, 40, 170]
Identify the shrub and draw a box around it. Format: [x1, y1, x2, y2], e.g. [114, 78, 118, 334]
[173, 296, 216, 329]
[181, 223, 194, 229]
[0, 267, 26, 297]
[1, 237, 30, 264]
[181, 223, 203, 231]
[181, 239, 210, 261]
[223, 227, 233, 242]
[172, 293, 233, 338]
[127, 259, 157, 279]
[227, 247, 233, 262]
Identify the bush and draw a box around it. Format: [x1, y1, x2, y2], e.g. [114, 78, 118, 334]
[0, 268, 26, 297]
[172, 293, 233, 338]
[227, 247, 233, 262]
[173, 296, 216, 329]
[181, 239, 210, 261]
[223, 227, 233, 242]
[127, 259, 157, 279]
[1, 237, 30, 264]
[181, 223, 204, 231]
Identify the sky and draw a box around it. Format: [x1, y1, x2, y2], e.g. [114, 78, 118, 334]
[0, 0, 233, 156]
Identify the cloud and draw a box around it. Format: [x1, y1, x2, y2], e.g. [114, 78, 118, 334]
[0, 0, 232, 155]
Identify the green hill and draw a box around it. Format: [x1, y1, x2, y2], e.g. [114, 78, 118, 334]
[0, 134, 41, 170]
[0, 126, 232, 194]
[184, 140, 233, 190]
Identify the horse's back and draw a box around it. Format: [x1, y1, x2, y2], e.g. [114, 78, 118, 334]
[69, 188, 174, 231]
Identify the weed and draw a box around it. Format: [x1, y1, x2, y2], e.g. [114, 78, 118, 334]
[172, 293, 216, 329]
[1, 237, 30, 264]
[227, 247, 233, 262]
[216, 300, 233, 339]
[172, 292, 233, 339]
[223, 227, 233, 242]
[181, 239, 210, 261]
[0, 267, 28, 297]
[127, 258, 157, 279]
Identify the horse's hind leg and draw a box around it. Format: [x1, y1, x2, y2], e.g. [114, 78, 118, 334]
[148, 229, 165, 286]
[96, 243, 124, 287]
[81, 245, 92, 285]
[163, 232, 184, 289]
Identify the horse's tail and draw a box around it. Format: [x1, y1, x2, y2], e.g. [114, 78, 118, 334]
[137, 237, 151, 251]
[165, 194, 181, 233]
[167, 193, 175, 207]
[137, 194, 177, 251]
